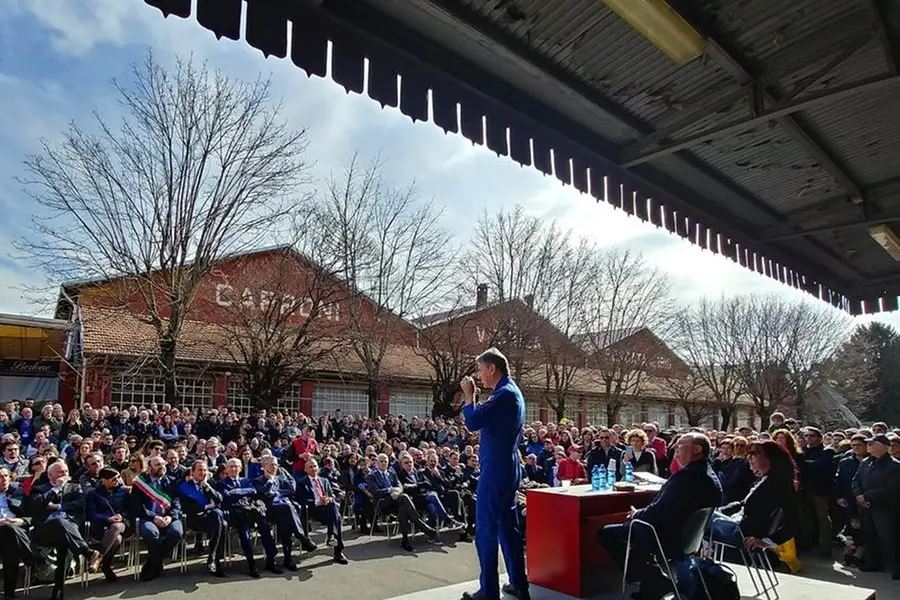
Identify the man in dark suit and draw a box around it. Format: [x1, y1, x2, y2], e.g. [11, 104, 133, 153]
[218, 458, 281, 577]
[420, 452, 468, 539]
[366, 453, 436, 552]
[252, 455, 317, 571]
[395, 452, 464, 532]
[30, 461, 102, 600]
[177, 460, 228, 576]
[130, 455, 184, 581]
[522, 454, 546, 485]
[597, 432, 724, 600]
[297, 458, 348, 564]
[585, 430, 624, 480]
[0, 466, 36, 599]
[165, 450, 188, 483]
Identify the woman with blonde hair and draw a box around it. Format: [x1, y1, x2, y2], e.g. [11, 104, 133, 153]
[120, 455, 145, 488]
[623, 428, 657, 475]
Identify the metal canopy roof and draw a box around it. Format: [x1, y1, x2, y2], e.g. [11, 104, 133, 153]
[140, 0, 900, 314]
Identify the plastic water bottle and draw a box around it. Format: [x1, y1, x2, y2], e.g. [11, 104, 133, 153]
[607, 458, 617, 488]
[624, 461, 634, 483]
[592, 465, 605, 491]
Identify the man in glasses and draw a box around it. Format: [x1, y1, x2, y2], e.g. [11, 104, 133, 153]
[799, 427, 834, 558]
[364, 453, 436, 552]
[0, 442, 27, 479]
[586, 429, 623, 481]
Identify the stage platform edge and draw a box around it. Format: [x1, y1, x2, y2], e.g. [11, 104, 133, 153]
[384, 566, 877, 600]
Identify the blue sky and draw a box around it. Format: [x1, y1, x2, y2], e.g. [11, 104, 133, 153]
[1, 0, 897, 330]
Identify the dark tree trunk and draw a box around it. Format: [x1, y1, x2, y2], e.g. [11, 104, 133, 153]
[159, 336, 179, 406]
[367, 380, 379, 419]
[606, 404, 619, 428]
[432, 383, 461, 418]
[719, 406, 733, 432]
[794, 390, 807, 421]
[757, 405, 776, 430]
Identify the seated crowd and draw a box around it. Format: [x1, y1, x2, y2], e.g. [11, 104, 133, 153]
[0, 400, 481, 600]
[0, 399, 897, 600]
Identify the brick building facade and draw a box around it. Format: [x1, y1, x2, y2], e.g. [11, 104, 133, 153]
[53, 247, 756, 428]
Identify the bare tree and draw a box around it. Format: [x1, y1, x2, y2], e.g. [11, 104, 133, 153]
[463, 206, 571, 380]
[314, 155, 456, 417]
[541, 240, 594, 422]
[414, 292, 478, 418]
[17, 53, 308, 405]
[782, 300, 852, 420]
[659, 366, 718, 427]
[672, 298, 745, 431]
[582, 249, 675, 426]
[215, 234, 345, 410]
[732, 295, 850, 427]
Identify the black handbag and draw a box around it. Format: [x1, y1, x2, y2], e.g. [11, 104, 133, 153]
[229, 497, 267, 523]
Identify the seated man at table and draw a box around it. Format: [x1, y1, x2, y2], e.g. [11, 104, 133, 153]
[597, 433, 723, 600]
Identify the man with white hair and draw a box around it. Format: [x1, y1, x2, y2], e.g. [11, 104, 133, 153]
[597, 432, 723, 600]
[253, 455, 317, 571]
[366, 453, 437, 552]
[219, 458, 281, 576]
[30, 461, 102, 598]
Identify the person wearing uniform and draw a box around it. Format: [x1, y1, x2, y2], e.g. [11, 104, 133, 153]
[460, 347, 529, 600]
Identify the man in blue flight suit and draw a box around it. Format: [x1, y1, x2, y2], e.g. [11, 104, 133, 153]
[460, 347, 529, 600]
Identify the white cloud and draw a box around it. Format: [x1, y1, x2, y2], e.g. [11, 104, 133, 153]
[9, 0, 134, 56]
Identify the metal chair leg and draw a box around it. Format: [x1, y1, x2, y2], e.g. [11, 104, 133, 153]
[368, 503, 380, 540]
[621, 522, 634, 600]
[761, 548, 779, 586]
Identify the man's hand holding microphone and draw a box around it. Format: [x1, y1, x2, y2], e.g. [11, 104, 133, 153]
[460, 376, 479, 405]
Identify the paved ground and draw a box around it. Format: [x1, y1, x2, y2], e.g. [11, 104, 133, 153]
[61, 529, 484, 600]
[45, 528, 900, 600]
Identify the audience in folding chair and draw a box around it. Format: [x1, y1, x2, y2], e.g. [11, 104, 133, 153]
[296, 458, 348, 564]
[177, 460, 228, 577]
[252, 455, 317, 572]
[365, 453, 437, 552]
[85, 467, 131, 581]
[30, 461, 102, 600]
[597, 433, 723, 600]
[708, 440, 798, 552]
[217, 458, 282, 577]
[129, 456, 183, 581]
[0, 466, 36, 598]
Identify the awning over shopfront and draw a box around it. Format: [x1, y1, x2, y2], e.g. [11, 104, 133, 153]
[137, 0, 900, 314]
[0, 313, 71, 403]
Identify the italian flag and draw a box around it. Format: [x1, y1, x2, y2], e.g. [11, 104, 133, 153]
[133, 476, 172, 511]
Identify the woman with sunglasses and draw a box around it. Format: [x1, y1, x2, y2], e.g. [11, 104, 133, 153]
[708, 440, 799, 553]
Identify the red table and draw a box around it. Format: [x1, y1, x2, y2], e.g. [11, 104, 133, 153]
[525, 484, 662, 598]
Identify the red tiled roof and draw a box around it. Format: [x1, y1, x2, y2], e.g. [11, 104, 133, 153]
[80, 307, 434, 380]
[80, 308, 751, 405]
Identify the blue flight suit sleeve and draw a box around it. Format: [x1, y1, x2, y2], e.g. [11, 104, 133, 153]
[463, 391, 507, 431]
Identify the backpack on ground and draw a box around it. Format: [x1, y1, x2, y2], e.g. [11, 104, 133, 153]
[687, 558, 740, 600]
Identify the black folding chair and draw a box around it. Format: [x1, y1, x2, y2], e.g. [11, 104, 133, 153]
[709, 508, 785, 600]
[622, 507, 714, 600]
